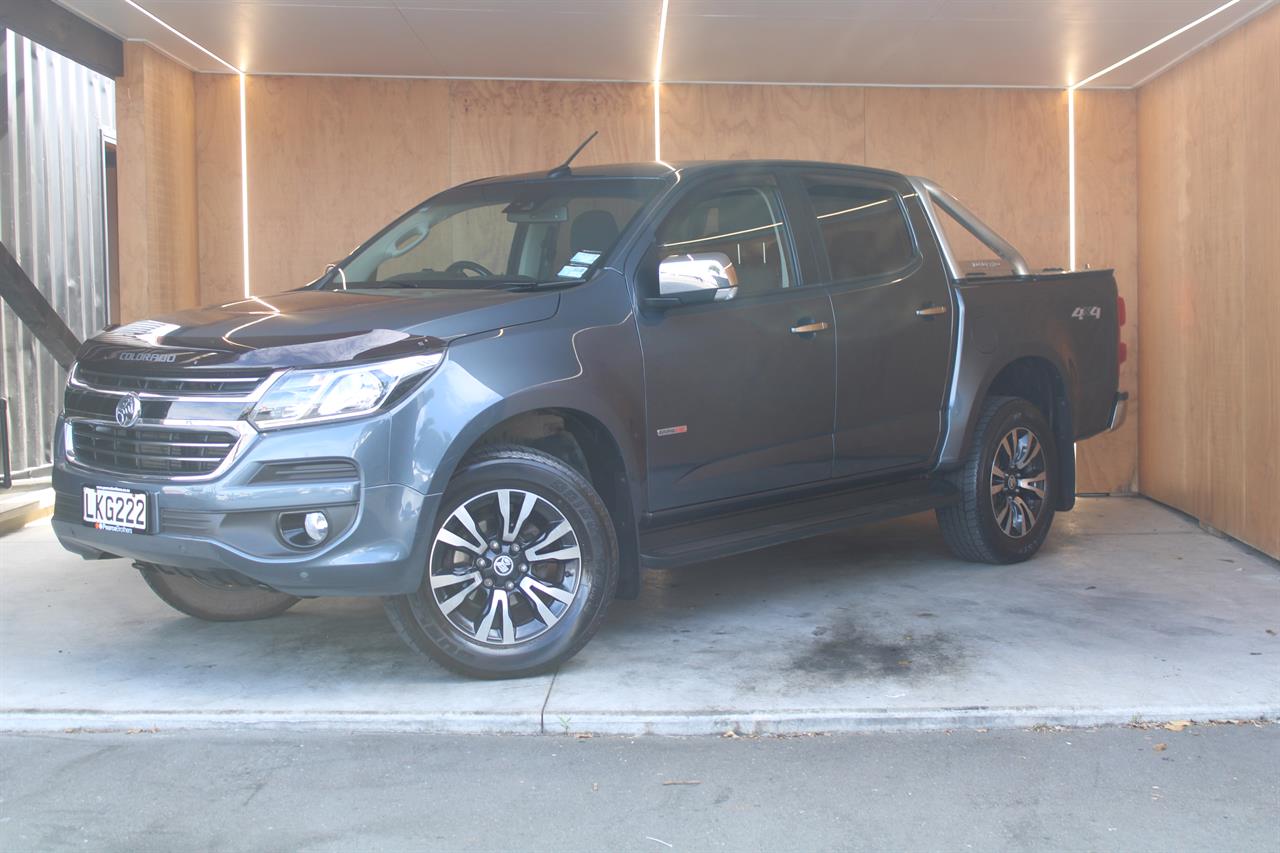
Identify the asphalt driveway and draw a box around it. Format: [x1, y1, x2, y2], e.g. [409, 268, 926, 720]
[2, 724, 1277, 852]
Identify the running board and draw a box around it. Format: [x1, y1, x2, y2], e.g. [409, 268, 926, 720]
[639, 478, 958, 569]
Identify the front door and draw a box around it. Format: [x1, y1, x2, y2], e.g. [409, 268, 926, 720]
[638, 176, 836, 511]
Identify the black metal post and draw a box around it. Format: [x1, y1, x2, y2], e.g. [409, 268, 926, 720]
[1, 398, 11, 490]
[0, 241, 82, 370]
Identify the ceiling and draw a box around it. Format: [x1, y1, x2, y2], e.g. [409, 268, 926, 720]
[55, 0, 1276, 87]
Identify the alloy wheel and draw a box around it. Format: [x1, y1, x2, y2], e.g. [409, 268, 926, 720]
[989, 426, 1048, 539]
[428, 489, 582, 646]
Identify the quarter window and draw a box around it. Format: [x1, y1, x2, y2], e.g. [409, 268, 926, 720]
[657, 184, 792, 297]
[805, 183, 914, 282]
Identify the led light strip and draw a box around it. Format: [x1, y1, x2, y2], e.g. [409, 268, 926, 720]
[653, 0, 670, 161]
[122, 0, 252, 297]
[1066, 0, 1246, 269]
[1072, 0, 1246, 90]
[1067, 88, 1076, 271]
[239, 73, 250, 296]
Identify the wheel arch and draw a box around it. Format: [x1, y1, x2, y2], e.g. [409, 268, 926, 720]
[435, 405, 642, 599]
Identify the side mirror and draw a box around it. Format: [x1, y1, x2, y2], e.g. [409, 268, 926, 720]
[645, 252, 739, 309]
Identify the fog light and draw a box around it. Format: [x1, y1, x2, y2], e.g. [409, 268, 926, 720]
[303, 511, 329, 542]
[279, 510, 330, 548]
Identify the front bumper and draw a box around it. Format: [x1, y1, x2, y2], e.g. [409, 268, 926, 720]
[51, 413, 441, 597]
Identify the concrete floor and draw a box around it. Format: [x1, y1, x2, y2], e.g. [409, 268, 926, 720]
[1, 497, 1276, 734]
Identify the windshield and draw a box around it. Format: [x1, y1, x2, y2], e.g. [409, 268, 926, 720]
[327, 178, 664, 291]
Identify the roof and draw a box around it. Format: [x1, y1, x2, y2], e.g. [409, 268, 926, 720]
[465, 160, 910, 185]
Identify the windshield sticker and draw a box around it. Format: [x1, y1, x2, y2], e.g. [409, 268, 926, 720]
[570, 250, 602, 266]
[558, 263, 591, 279]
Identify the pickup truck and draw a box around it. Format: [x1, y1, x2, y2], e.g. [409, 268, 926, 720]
[51, 160, 1127, 678]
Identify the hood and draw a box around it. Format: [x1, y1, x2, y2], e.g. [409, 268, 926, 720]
[77, 288, 559, 369]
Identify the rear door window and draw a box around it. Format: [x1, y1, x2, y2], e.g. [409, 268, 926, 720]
[804, 182, 916, 283]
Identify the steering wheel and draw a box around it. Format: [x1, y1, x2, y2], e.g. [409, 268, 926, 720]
[446, 260, 494, 278]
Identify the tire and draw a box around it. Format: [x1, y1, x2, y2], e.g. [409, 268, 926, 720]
[385, 445, 619, 679]
[937, 396, 1057, 564]
[138, 565, 300, 621]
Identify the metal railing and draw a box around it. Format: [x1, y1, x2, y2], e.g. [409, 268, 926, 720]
[908, 176, 1032, 280]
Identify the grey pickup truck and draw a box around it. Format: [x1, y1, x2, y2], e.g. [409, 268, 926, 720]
[52, 159, 1127, 678]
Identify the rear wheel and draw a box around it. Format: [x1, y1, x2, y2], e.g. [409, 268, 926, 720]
[138, 565, 299, 621]
[385, 445, 618, 679]
[937, 396, 1057, 564]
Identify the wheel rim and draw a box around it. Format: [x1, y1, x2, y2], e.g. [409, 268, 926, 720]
[989, 426, 1048, 539]
[428, 489, 582, 646]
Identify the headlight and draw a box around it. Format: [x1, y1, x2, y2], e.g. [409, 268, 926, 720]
[249, 353, 442, 429]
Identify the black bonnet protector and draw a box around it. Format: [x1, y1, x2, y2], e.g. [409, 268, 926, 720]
[76, 288, 560, 370]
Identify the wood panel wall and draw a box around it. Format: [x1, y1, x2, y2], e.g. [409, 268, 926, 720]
[114, 43, 199, 323]
[659, 84, 865, 164]
[193, 78, 653, 296]
[1075, 91, 1140, 495]
[191, 73, 242, 308]
[1138, 5, 1279, 557]
[448, 80, 654, 185]
[865, 88, 1070, 271]
[177, 76, 1140, 493]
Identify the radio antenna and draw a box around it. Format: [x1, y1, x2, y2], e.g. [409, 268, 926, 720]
[547, 131, 598, 178]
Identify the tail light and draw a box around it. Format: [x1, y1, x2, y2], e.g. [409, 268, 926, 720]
[1116, 296, 1128, 367]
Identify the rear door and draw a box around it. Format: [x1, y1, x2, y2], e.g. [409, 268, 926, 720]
[795, 171, 953, 478]
[637, 173, 836, 511]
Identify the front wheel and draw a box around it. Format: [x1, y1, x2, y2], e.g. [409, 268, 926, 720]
[937, 396, 1057, 564]
[385, 445, 619, 679]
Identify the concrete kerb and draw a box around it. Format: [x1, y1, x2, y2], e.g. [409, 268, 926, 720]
[3, 704, 1274, 736]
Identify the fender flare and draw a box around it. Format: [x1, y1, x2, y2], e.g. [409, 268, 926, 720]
[424, 394, 646, 598]
[949, 346, 1077, 511]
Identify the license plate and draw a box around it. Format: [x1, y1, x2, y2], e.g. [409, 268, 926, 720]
[83, 486, 150, 533]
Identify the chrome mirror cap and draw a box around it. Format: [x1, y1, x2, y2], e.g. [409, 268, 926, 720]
[657, 252, 738, 303]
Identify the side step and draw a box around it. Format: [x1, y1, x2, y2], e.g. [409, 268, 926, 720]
[639, 478, 957, 569]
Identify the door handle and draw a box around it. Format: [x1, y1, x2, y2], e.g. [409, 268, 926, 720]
[790, 321, 830, 335]
[915, 305, 948, 317]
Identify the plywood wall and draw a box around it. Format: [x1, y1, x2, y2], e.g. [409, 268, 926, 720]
[1075, 91, 1140, 495]
[191, 78, 654, 296]
[115, 43, 199, 322]
[864, 88, 1070, 271]
[192, 73, 242, 308]
[243, 76, 452, 295]
[660, 84, 865, 164]
[1138, 5, 1279, 557]
[448, 80, 653, 185]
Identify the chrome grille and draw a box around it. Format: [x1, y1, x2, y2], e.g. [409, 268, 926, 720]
[73, 367, 270, 397]
[64, 388, 141, 420]
[70, 422, 237, 476]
